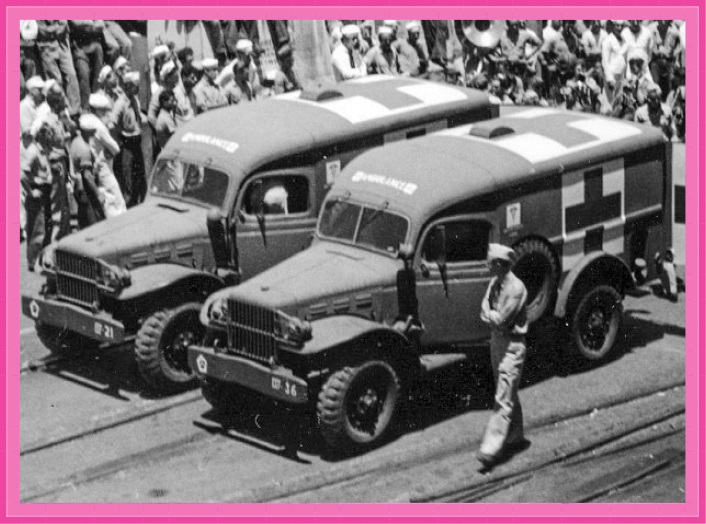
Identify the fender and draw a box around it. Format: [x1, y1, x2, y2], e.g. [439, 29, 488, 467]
[300, 315, 411, 356]
[554, 251, 635, 318]
[117, 263, 225, 302]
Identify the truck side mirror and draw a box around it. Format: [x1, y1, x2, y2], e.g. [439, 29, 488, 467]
[207, 207, 230, 268]
[250, 179, 265, 217]
[429, 225, 447, 267]
[396, 244, 419, 325]
[428, 225, 449, 299]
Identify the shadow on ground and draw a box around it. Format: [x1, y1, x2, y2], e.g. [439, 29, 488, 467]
[192, 301, 684, 462]
[39, 343, 198, 401]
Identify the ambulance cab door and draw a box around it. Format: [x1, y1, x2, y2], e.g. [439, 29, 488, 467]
[235, 167, 318, 281]
[415, 216, 493, 346]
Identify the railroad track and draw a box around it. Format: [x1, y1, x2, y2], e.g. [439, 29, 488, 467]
[414, 409, 685, 503]
[20, 341, 203, 456]
[235, 385, 685, 503]
[20, 374, 685, 503]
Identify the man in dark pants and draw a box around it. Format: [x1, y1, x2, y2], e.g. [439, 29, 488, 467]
[36, 20, 81, 116]
[69, 20, 105, 112]
[22, 119, 54, 271]
[114, 71, 147, 207]
[478, 243, 530, 469]
[41, 82, 73, 242]
[70, 114, 106, 229]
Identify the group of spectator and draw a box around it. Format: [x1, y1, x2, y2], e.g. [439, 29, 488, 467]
[329, 19, 686, 142]
[20, 20, 146, 270]
[18, 19, 688, 272]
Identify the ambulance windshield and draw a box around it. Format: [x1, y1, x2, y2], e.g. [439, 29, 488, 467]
[150, 159, 229, 208]
[318, 199, 409, 255]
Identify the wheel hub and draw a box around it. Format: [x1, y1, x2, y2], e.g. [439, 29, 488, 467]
[584, 307, 608, 349]
[166, 329, 197, 373]
[350, 387, 383, 434]
[175, 331, 195, 350]
[355, 388, 380, 415]
[589, 310, 606, 331]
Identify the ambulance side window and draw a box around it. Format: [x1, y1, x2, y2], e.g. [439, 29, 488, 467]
[422, 220, 491, 264]
[242, 175, 310, 216]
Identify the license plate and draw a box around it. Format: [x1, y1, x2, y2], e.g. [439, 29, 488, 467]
[93, 320, 116, 340]
[270, 377, 299, 399]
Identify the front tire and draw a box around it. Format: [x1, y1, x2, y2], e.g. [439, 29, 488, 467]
[570, 285, 623, 361]
[35, 322, 99, 356]
[317, 360, 401, 453]
[134, 302, 204, 393]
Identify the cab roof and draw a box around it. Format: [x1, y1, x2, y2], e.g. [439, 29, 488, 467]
[329, 108, 667, 224]
[160, 76, 491, 177]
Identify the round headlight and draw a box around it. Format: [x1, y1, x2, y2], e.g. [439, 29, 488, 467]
[208, 297, 229, 323]
[101, 265, 120, 287]
[40, 246, 57, 272]
[276, 311, 312, 344]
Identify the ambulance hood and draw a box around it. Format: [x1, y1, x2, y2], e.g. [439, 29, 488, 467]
[54, 197, 211, 266]
[211, 241, 399, 314]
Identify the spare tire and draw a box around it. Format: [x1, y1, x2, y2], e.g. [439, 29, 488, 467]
[512, 239, 560, 323]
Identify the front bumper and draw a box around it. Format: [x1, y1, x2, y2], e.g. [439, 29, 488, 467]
[188, 345, 308, 405]
[21, 294, 126, 344]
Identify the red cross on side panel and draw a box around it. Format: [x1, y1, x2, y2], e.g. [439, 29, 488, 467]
[564, 167, 622, 234]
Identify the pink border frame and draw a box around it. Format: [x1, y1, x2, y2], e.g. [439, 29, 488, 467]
[3, 3, 703, 523]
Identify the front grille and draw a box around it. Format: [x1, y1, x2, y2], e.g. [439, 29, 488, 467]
[56, 250, 99, 308]
[226, 299, 277, 364]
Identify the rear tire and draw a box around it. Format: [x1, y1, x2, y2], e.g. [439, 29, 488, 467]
[35, 322, 99, 356]
[570, 285, 623, 361]
[513, 239, 560, 323]
[135, 302, 204, 393]
[317, 360, 400, 453]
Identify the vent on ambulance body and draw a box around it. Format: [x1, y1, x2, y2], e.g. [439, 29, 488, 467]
[300, 88, 344, 102]
[469, 124, 515, 139]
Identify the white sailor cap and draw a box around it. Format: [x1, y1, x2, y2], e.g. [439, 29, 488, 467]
[487, 243, 517, 264]
[151, 44, 170, 59]
[98, 65, 113, 84]
[26, 75, 45, 91]
[159, 60, 177, 81]
[341, 24, 361, 37]
[42, 78, 57, 96]
[79, 113, 101, 132]
[383, 20, 398, 27]
[29, 116, 47, 137]
[378, 25, 394, 37]
[202, 57, 219, 69]
[88, 92, 111, 110]
[646, 83, 662, 97]
[406, 21, 421, 32]
[124, 71, 140, 84]
[235, 39, 253, 54]
[21, 20, 38, 41]
[113, 56, 128, 70]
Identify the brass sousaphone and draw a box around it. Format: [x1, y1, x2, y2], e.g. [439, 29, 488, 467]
[454, 20, 505, 49]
